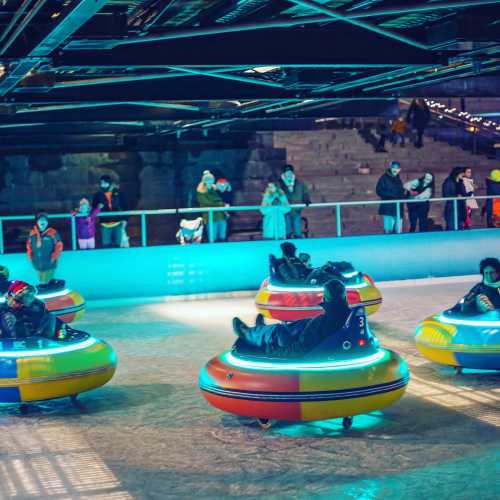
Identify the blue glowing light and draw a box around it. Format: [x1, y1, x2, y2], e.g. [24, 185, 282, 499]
[341, 271, 359, 278]
[0, 337, 97, 358]
[223, 349, 386, 371]
[267, 281, 368, 293]
[437, 314, 500, 328]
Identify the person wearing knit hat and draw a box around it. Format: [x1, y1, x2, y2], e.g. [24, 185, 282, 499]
[196, 170, 228, 242]
[232, 279, 356, 357]
[26, 212, 63, 285]
[485, 169, 500, 227]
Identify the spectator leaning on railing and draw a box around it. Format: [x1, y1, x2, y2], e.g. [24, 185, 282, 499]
[92, 175, 128, 248]
[260, 177, 290, 240]
[279, 164, 311, 239]
[376, 161, 405, 234]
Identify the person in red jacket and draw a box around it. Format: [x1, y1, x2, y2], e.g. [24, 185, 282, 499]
[26, 212, 63, 285]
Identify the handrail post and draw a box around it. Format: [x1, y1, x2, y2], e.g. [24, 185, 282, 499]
[396, 201, 401, 233]
[141, 213, 147, 247]
[70, 215, 77, 250]
[453, 199, 458, 231]
[273, 205, 279, 240]
[0, 219, 4, 254]
[208, 210, 214, 243]
[336, 204, 342, 237]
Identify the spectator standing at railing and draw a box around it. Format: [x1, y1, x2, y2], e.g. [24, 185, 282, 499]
[442, 167, 466, 231]
[279, 164, 311, 239]
[196, 170, 227, 242]
[92, 175, 128, 248]
[260, 177, 290, 240]
[484, 169, 500, 228]
[216, 177, 233, 238]
[404, 172, 434, 232]
[406, 98, 430, 148]
[463, 167, 478, 229]
[26, 212, 63, 285]
[376, 161, 405, 234]
[71, 197, 100, 250]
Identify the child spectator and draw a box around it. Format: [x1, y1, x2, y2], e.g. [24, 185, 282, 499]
[463, 167, 478, 229]
[391, 116, 407, 147]
[260, 178, 290, 239]
[72, 197, 100, 250]
[26, 212, 63, 284]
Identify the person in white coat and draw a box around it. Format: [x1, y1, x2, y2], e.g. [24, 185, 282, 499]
[463, 167, 478, 228]
[260, 178, 290, 239]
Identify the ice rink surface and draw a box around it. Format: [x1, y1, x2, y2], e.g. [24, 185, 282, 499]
[0, 278, 499, 499]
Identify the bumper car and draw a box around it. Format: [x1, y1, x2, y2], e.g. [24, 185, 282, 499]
[200, 306, 409, 429]
[0, 329, 116, 410]
[0, 280, 85, 323]
[416, 309, 500, 373]
[255, 258, 382, 321]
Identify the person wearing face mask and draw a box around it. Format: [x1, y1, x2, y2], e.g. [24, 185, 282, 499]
[459, 258, 500, 315]
[278, 164, 311, 239]
[0, 280, 67, 340]
[376, 161, 405, 234]
[196, 170, 227, 242]
[72, 197, 101, 250]
[232, 279, 356, 357]
[442, 166, 466, 231]
[404, 172, 434, 232]
[92, 174, 128, 248]
[260, 177, 290, 239]
[26, 212, 63, 285]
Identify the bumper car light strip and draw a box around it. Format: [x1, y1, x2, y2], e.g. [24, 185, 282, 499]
[223, 349, 386, 371]
[0, 337, 97, 358]
[201, 376, 409, 402]
[48, 303, 86, 315]
[266, 282, 368, 293]
[437, 314, 500, 327]
[416, 340, 500, 352]
[0, 288, 72, 302]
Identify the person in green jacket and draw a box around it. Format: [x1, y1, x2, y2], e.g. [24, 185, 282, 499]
[278, 164, 311, 238]
[196, 170, 227, 242]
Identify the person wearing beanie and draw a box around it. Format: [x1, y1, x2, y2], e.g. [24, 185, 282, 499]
[278, 164, 311, 239]
[92, 174, 128, 248]
[232, 279, 354, 357]
[26, 212, 63, 284]
[196, 170, 227, 242]
[277, 241, 310, 284]
[72, 197, 101, 250]
[0, 280, 68, 339]
[375, 161, 406, 234]
[484, 169, 500, 227]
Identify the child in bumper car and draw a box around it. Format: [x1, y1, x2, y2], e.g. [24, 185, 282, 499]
[461, 258, 500, 314]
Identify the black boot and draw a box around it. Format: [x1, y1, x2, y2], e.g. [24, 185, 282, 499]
[255, 313, 266, 326]
[232, 317, 249, 338]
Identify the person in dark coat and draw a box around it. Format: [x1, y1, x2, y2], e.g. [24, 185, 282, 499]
[232, 279, 352, 356]
[484, 169, 500, 227]
[458, 258, 500, 314]
[442, 167, 466, 231]
[0, 265, 11, 294]
[375, 118, 389, 153]
[92, 175, 128, 248]
[277, 242, 310, 284]
[279, 164, 311, 239]
[375, 161, 406, 234]
[406, 98, 430, 148]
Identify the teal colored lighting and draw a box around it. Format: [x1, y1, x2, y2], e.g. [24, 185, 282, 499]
[437, 314, 500, 328]
[342, 271, 358, 278]
[223, 349, 386, 372]
[267, 281, 368, 293]
[0, 338, 97, 358]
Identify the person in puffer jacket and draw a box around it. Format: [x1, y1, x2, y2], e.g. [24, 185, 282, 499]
[26, 212, 63, 284]
[376, 161, 406, 233]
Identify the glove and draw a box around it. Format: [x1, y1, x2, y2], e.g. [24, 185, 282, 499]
[476, 294, 494, 313]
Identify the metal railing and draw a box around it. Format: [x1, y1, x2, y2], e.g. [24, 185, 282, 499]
[0, 194, 497, 254]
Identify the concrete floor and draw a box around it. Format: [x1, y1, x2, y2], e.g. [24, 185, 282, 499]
[0, 278, 499, 499]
